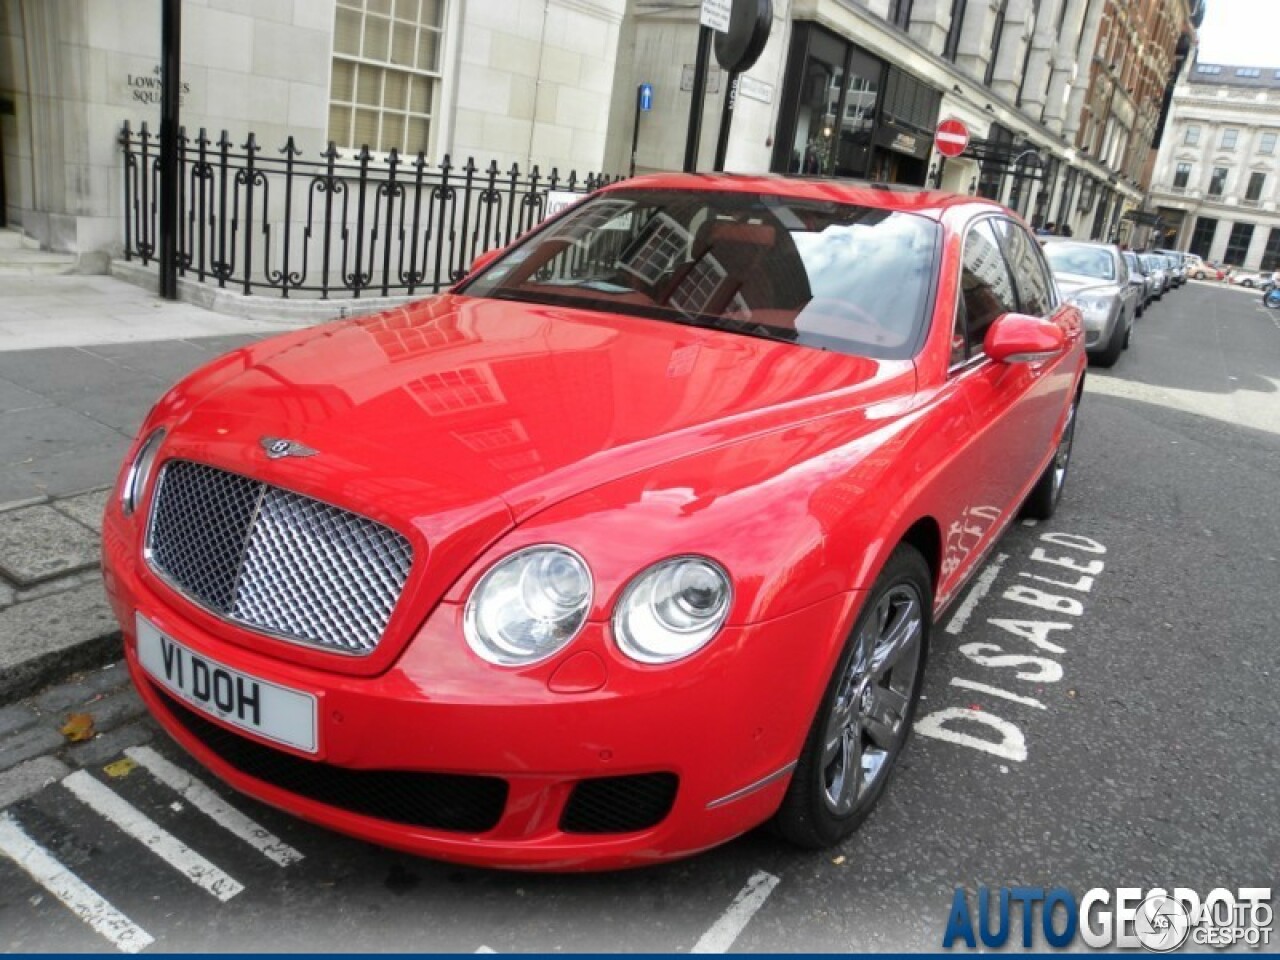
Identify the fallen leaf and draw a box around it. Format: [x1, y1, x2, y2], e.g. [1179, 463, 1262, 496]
[60, 713, 95, 742]
[832, 855, 846, 865]
[103, 758, 137, 778]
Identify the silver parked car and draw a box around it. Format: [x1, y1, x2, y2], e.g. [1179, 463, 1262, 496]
[1140, 253, 1169, 298]
[1122, 251, 1152, 313]
[1044, 239, 1139, 367]
[1155, 249, 1187, 287]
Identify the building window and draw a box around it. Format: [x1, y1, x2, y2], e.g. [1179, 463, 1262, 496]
[888, 0, 914, 29]
[1225, 222, 1254, 264]
[1173, 162, 1191, 189]
[773, 25, 888, 181]
[329, 0, 444, 155]
[1246, 172, 1266, 202]
[1195, 64, 1221, 75]
[1262, 228, 1280, 271]
[1261, 132, 1277, 155]
[1077, 176, 1096, 212]
[1221, 128, 1239, 150]
[1188, 216, 1217, 259]
[1236, 67, 1261, 77]
[984, 0, 1008, 86]
[943, 0, 967, 61]
[1184, 125, 1200, 145]
[1208, 167, 1229, 196]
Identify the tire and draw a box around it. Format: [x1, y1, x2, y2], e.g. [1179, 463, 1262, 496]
[1123, 316, 1132, 350]
[772, 546, 931, 850]
[1090, 318, 1125, 368]
[1022, 393, 1078, 521]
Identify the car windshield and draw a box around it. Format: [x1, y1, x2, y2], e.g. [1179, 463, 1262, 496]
[461, 189, 940, 359]
[1044, 243, 1115, 281]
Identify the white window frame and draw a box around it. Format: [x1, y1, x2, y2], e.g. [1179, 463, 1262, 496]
[329, 0, 447, 158]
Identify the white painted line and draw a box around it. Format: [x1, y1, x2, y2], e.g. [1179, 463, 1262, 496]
[125, 746, 303, 867]
[944, 553, 1009, 636]
[0, 813, 155, 954]
[691, 870, 780, 953]
[61, 770, 244, 902]
[950, 677, 1046, 710]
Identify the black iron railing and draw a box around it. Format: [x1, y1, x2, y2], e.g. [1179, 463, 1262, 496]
[120, 122, 620, 298]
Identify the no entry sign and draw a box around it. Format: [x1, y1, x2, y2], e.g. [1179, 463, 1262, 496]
[935, 118, 970, 158]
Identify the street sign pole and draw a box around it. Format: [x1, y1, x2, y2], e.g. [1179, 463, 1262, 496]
[631, 83, 652, 178]
[158, 0, 181, 300]
[683, 25, 713, 172]
[713, 72, 738, 172]
[632, 85, 641, 178]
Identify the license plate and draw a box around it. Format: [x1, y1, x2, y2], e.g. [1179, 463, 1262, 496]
[135, 613, 318, 754]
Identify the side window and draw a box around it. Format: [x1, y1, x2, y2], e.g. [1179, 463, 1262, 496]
[994, 219, 1055, 316]
[957, 220, 1018, 362]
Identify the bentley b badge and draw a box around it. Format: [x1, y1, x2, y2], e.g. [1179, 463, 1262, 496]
[260, 437, 318, 459]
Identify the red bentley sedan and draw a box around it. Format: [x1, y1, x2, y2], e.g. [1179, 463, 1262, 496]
[102, 174, 1084, 870]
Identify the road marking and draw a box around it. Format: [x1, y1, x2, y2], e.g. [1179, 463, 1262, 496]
[691, 870, 780, 953]
[61, 770, 244, 902]
[945, 553, 1009, 635]
[950, 677, 1046, 709]
[124, 746, 303, 867]
[0, 813, 155, 954]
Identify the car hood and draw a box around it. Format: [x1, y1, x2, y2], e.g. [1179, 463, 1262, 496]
[164, 292, 910, 571]
[1054, 274, 1122, 298]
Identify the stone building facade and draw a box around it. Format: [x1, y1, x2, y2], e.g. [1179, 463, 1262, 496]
[603, 0, 1201, 243]
[0, 0, 625, 258]
[1, 0, 1201, 266]
[1148, 61, 1280, 270]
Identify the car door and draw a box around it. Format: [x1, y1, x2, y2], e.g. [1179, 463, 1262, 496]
[933, 217, 1038, 600]
[1114, 249, 1136, 319]
[992, 216, 1076, 482]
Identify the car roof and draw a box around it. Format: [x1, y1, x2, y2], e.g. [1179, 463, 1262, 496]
[600, 172, 1006, 221]
[1042, 237, 1122, 254]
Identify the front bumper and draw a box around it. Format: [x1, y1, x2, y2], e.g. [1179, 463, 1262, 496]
[103, 507, 860, 871]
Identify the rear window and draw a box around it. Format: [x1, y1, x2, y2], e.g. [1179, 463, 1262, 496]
[1044, 243, 1116, 281]
[462, 189, 940, 360]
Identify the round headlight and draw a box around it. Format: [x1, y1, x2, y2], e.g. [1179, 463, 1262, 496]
[464, 545, 592, 666]
[121, 428, 166, 516]
[614, 557, 732, 664]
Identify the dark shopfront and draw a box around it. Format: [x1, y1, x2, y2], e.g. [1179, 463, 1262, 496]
[772, 22, 940, 186]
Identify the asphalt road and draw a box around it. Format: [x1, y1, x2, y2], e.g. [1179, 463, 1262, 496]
[2, 281, 1277, 953]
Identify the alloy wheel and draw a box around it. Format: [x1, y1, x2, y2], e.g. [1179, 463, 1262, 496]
[821, 585, 924, 815]
[1051, 401, 1077, 502]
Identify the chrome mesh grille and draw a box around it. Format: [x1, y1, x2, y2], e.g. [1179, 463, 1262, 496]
[146, 460, 414, 655]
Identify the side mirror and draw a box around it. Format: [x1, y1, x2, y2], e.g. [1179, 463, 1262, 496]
[984, 312, 1065, 364]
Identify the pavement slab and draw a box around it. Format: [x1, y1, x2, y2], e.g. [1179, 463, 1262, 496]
[0, 504, 100, 586]
[0, 583, 121, 703]
[0, 405, 126, 467]
[51, 488, 110, 534]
